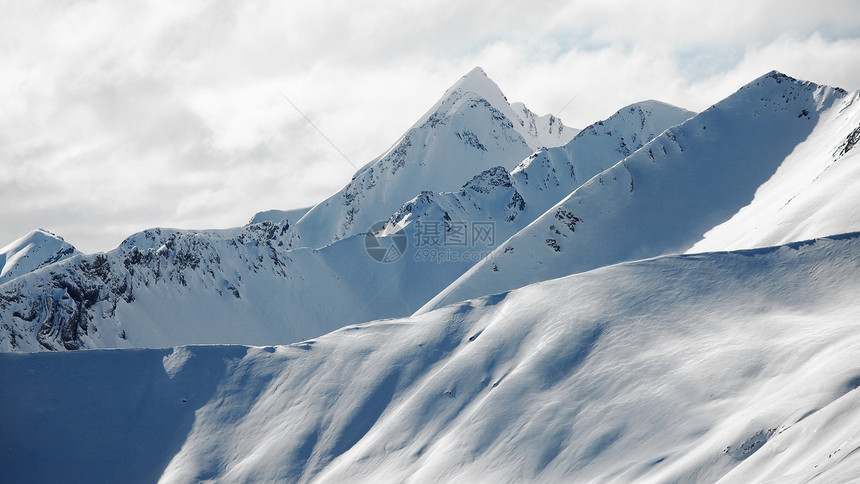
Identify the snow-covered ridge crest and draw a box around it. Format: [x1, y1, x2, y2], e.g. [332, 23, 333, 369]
[689, 80, 860, 252]
[421, 70, 853, 312]
[386, 100, 696, 255]
[413, 67, 577, 148]
[291, 67, 577, 249]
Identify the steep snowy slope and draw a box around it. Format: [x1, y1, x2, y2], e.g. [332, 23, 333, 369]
[388, 101, 695, 246]
[3, 232, 860, 483]
[291, 67, 577, 249]
[0, 229, 80, 285]
[421, 71, 852, 313]
[689, 90, 860, 252]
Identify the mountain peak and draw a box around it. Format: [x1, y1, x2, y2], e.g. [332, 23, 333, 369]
[1, 229, 68, 255]
[764, 70, 797, 82]
[417, 67, 510, 125]
[0, 229, 79, 284]
[744, 70, 820, 92]
[454, 66, 496, 93]
[464, 66, 488, 79]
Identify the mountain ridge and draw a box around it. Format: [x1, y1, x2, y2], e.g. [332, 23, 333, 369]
[420, 70, 855, 313]
[1, 70, 857, 354]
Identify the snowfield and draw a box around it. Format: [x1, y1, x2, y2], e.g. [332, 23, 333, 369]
[3, 233, 860, 483]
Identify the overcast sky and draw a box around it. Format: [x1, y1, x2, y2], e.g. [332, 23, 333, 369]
[2, 1, 859, 253]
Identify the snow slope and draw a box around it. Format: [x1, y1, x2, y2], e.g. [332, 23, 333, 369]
[387, 101, 695, 248]
[511, 99, 695, 214]
[689, 89, 860, 252]
[0, 229, 80, 285]
[420, 71, 853, 313]
[3, 232, 860, 483]
[291, 67, 577, 249]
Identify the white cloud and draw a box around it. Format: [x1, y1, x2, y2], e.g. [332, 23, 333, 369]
[1, 0, 858, 252]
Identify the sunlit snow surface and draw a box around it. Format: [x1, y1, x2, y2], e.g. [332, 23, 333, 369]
[3, 233, 860, 483]
[422, 72, 859, 313]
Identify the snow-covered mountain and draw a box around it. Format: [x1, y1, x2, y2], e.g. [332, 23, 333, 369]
[0, 222, 469, 351]
[421, 71, 857, 313]
[388, 100, 694, 246]
[0, 98, 691, 353]
[1, 70, 857, 361]
[0, 229, 80, 285]
[0, 71, 691, 353]
[290, 67, 578, 249]
[3, 67, 860, 484]
[3, 232, 859, 483]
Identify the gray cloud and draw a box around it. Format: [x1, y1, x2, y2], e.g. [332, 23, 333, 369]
[1, 0, 858, 253]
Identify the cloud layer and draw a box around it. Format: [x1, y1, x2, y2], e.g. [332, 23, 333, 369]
[2, 0, 859, 252]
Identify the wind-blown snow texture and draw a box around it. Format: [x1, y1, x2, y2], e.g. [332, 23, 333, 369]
[421, 71, 856, 313]
[3, 233, 860, 483]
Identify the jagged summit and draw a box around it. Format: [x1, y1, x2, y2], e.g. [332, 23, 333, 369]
[450, 66, 501, 99]
[291, 67, 576, 248]
[442, 66, 505, 105]
[718, 70, 847, 116]
[412, 66, 576, 148]
[412, 66, 510, 129]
